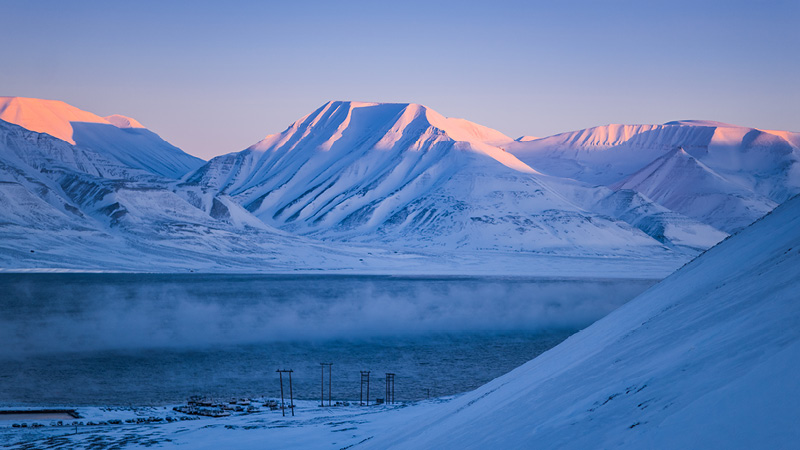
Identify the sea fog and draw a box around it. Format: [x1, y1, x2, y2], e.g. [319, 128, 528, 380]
[0, 274, 656, 405]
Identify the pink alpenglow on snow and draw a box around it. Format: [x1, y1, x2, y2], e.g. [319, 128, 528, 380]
[1, 96, 798, 274]
[0, 96, 203, 179]
[181, 101, 691, 254]
[0, 96, 108, 144]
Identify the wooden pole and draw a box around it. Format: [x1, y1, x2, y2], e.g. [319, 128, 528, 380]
[320, 363, 333, 407]
[288, 370, 294, 417]
[277, 370, 285, 417]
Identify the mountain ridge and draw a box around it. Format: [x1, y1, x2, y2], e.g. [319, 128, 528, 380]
[506, 120, 798, 234]
[2, 96, 798, 272]
[182, 101, 712, 254]
[0, 96, 204, 179]
[612, 147, 776, 232]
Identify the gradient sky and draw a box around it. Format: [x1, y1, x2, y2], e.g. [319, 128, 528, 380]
[2, 0, 798, 159]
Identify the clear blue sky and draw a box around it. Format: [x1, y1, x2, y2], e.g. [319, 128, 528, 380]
[2, 0, 798, 159]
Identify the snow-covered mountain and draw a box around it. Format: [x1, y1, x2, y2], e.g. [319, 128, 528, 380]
[1, 96, 795, 272]
[0, 96, 204, 178]
[508, 123, 720, 185]
[0, 114, 678, 276]
[612, 147, 776, 232]
[182, 101, 717, 254]
[508, 121, 800, 232]
[366, 192, 800, 449]
[0, 117, 371, 272]
[545, 178, 728, 249]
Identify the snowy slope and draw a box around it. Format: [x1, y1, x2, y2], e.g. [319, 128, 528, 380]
[612, 147, 776, 232]
[0, 119, 354, 272]
[507, 123, 718, 185]
[183, 101, 685, 255]
[1, 117, 689, 276]
[2, 97, 792, 271]
[545, 176, 728, 249]
[0, 119, 175, 268]
[508, 121, 800, 194]
[365, 194, 800, 449]
[699, 125, 800, 202]
[508, 121, 799, 233]
[0, 97, 203, 178]
[0, 118, 140, 225]
[0, 117, 152, 180]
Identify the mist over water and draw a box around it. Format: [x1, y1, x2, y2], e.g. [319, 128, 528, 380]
[0, 274, 655, 355]
[0, 274, 656, 405]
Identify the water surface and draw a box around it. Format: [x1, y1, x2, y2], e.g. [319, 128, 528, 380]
[0, 274, 656, 405]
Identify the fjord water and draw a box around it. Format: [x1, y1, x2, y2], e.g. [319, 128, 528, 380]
[0, 274, 656, 406]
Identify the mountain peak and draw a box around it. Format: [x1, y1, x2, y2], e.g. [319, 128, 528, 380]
[669, 146, 692, 158]
[305, 100, 511, 145]
[1, 97, 147, 141]
[184, 100, 668, 254]
[612, 144, 775, 232]
[0, 96, 202, 178]
[0, 96, 108, 144]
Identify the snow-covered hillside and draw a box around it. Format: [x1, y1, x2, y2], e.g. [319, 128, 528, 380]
[8, 195, 795, 449]
[0, 118, 357, 272]
[365, 193, 800, 449]
[0, 117, 687, 276]
[0, 97, 203, 178]
[182, 101, 719, 254]
[508, 121, 800, 232]
[545, 177, 728, 249]
[2, 96, 796, 272]
[612, 147, 776, 232]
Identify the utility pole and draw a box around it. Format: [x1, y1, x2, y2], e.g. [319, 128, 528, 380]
[278, 370, 285, 417]
[360, 371, 370, 406]
[320, 363, 333, 407]
[277, 369, 294, 417]
[289, 370, 294, 416]
[328, 363, 332, 406]
[385, 373, 395, 405]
